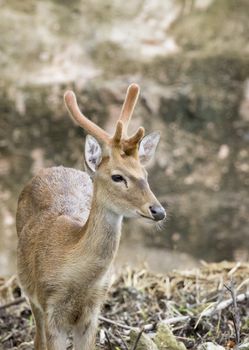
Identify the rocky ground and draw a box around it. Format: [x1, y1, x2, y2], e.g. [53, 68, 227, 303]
[0, 262, 249, 349]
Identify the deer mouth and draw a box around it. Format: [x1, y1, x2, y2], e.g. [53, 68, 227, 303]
[136, 211, 155, 221]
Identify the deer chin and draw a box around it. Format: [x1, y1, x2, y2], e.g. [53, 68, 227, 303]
[110, 206, 138, 219]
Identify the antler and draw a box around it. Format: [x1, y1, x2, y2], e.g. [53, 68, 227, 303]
[64, 91, 110, 145]
[122, 126, 145, 155]
[64, 84, 143, 154]
[118, 83, 140, 136]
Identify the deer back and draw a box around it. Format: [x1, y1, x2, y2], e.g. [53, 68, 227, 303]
[16, 166, 92, 237]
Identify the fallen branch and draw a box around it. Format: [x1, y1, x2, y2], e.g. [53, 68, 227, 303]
[159, 291, 249, 330]
[195, 290, 249, 329]
[202, 291, 249, 317]
[0, 297, 26, 311]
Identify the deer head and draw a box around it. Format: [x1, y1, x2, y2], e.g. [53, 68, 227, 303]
[64, 84, 166, 222]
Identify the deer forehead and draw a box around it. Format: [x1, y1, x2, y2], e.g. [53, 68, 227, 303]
[109, 155, 145, 177]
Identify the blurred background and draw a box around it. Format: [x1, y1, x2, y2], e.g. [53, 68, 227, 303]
[0, 0, 249, 276]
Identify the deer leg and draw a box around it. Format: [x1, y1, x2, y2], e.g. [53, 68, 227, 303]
[30, 301, 47, 350]
[44, 312, 67, 350]
[73, 312, 98, 350]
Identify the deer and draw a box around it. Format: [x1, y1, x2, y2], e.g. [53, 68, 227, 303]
[16, 83, 166, 350]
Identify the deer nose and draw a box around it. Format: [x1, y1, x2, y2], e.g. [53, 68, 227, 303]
[149, 205, 166, 221]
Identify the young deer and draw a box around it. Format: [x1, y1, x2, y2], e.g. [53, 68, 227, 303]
[16, 83, 166, 350]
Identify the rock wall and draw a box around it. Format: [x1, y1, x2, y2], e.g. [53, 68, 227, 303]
[1, 0, 249, 274]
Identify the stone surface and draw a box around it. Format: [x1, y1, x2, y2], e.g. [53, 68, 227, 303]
[154, 323, 186, 350]
[130, 330, 159, 350]
[1, 0, 249, 274]
[240, 340, 249, 350]
[197, 343, 225, 350]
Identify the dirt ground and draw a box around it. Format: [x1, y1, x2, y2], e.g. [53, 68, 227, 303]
[0, 262, 249, 349]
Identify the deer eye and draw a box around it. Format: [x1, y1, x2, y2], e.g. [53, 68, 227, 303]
[111, 174, 125, 183]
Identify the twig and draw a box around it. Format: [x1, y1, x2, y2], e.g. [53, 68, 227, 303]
[1, 332, 13, 343]
[162, 315, 190, 325]
[224, 282, 241, 347]
[0, 275, 17, 292]
[0, 297, 26, 311]
[116, 329, 129, 350]
[131, 329, 143, 350]
[108, 331, 123, 347]
[17, 341, 34, 349]
[104, 330, 113, 350]
[236, 277, 249, 292]
[143, 323, 154, 331]
[228, 262, 241, 277]
[99, 316, 138, 331]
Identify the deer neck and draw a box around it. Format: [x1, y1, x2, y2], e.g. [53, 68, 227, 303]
[80, 180, 123, 264]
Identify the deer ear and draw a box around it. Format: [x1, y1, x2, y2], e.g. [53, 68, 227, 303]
[138, 132, 160, 166]
[84, 135, 102, 172]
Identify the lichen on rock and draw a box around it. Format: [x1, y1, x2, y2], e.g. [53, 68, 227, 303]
[154, 323, 187, 350]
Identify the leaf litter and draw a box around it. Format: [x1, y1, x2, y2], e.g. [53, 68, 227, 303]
[0, 262, 248, 349]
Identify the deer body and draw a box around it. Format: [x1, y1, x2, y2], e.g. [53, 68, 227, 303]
[17, 84, 166, 350]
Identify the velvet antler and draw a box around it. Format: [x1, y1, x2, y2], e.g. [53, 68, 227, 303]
[64, 91, 110, 145]
[118, 83, 140, 136]
[64, 84, 144, 154]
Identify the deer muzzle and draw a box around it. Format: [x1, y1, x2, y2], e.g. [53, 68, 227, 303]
[149, 204, 166, 221]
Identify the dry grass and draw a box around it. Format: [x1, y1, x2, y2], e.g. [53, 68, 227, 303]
[0, 262, 249, 349]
